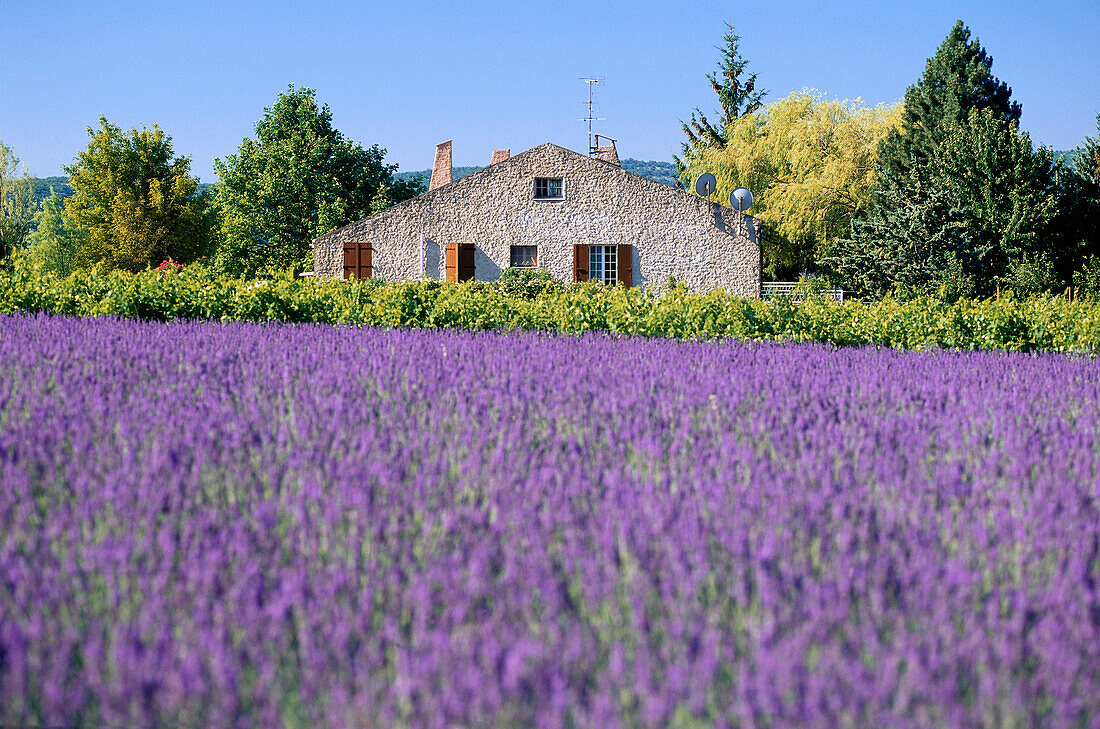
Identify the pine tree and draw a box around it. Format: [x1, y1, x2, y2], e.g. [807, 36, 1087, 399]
[673, 24, 765, 185]
[877, 20, 1020, 179]
[830, 21, 1064, 298]
[822, 168, 979, 299]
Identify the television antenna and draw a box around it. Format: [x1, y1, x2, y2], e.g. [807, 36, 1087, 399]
[579, 77, 605, 156]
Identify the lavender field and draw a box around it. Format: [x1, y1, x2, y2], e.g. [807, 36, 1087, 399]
[2, 313, 1099, 729]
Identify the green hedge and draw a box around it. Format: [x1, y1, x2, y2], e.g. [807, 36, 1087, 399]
[3, 266, 1099, 352]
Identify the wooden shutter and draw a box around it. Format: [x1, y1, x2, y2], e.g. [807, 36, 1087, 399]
[458, 244, 475, 282]
[573, 244, 589, 282]
[445, 243, 458, 283]
[617, 244, 632, 288]
[343, 241, 373, 280]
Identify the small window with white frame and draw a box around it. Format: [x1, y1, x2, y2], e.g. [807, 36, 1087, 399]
[510, 245, 538, 267]
[533, 177, 563, 200]
[589, 245, 617, 284]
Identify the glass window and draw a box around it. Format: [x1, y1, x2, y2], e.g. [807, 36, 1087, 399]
[510, 245, 538, 267]
[534, 177, 563, 199]
[589, 245, 617, 283]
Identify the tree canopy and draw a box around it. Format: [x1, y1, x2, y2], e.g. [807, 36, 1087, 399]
[61, 117, 212, 272]
[828, 21, 1063, 298]
[1, 140, 37, 261]
[674, 24, 765, 185]
[877, 20, 1021, 180]
[213, 85, 422, 276]
[680, 91, 901, 278]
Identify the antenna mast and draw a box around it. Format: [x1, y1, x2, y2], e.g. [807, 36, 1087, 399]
[579, 77, 604, 157]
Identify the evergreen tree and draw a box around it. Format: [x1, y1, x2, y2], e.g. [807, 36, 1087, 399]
[877, 20, 1020, 179]
[674, 24, 765, 186]
[931, 107, 1060, 294]
[822, 168, 979, 300]
[213, 85, 421, 276]
[1064, 115, 1100, 294]
[831, 21, 1063, 298]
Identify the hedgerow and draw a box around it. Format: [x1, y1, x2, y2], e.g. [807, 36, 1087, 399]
[2, 265, 1099, 352]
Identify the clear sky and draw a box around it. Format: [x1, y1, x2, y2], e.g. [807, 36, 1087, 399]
[2, 1, 1097, 182]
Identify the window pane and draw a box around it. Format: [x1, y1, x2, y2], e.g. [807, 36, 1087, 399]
[534, 177, 562, 199]
[511, 245, 537, 267]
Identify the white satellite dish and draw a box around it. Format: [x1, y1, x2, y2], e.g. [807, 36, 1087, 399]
[731, 187, 753, 212]
[695, 173, 717, 198]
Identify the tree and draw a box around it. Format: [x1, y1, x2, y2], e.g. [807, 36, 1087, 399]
[213, 85, 422, 276]
[931, 107, 1060, 294]
[680, 91, 901, 278]
[1, 140, 37, 261]
[821, 169, 979, 299]
[1061, 115, 1100, 294]
[877, 20, 1020, 180]
[673, 24, 765, 185]
[832, 21, 1063, 298]
[61, 117, 212, 272]
[23, 189, 77, 276]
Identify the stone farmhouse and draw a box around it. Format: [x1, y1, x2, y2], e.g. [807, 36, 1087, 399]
[312, 140, 762, 295]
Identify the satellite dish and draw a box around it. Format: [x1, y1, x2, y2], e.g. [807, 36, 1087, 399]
[695, 173, 717, 198]
[731, 187, 753, 212]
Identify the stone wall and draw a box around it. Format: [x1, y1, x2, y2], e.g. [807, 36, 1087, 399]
[313, 143, 762, 296]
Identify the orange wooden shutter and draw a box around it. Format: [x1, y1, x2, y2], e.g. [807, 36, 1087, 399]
[445, 243, 459, 283]
[616, 244, 631, 288]
[343, 241, 373, 280]
[573, 244, 589, 282]
[458, 244, 475, 282]
[343, 244, 356, 279]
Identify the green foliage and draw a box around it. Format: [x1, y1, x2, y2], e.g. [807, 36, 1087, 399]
[1072, 255, 1100, 299]
[877, 20, 1020, 180]
[22, 189, 77, 276]
[932, 107, 1061, 290]
[674, 23, 765, 183]
[493, 266, 564, 299]
[1058, 115, 1100, 285]
[1078, 115, 1100, 185]
[833, 21, 1063, 298]
[4, 267, 1100, 354]
[61, 117, 213, 272]
[213, 85, 421, 277]
[1, 140, 37, 261]
[680, 91, 901, 278]
[823, 170, 977, 300]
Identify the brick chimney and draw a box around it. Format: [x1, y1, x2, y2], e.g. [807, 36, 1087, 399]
[490, 149, 510, 165]
[594, 137, 620, 167]
[429, 140, 453, 190]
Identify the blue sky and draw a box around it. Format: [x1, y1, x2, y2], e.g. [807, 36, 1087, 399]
[2, 1, 1097, 182]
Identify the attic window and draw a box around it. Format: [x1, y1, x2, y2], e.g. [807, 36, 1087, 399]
[534, 177, 563, 200]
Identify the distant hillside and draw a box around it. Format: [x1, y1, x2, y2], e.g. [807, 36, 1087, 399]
[31, 177, 214, 207]
[393, 166, 484, 186]
[621, 159, 677, 187]
[394, 159, 679, 188]
[33, 177, 73, 206]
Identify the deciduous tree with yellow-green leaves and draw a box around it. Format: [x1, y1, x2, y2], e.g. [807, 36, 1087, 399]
[0, 140, 37, 262]
[61, 117, 213, 272]
[680, 91, 901, 278]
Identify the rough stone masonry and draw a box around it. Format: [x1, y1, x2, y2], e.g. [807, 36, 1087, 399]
[312, 141, 762, 296]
